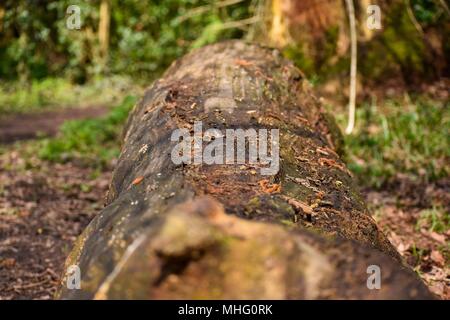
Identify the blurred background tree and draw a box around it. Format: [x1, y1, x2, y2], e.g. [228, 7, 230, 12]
[0, 0, 256, 83]
[0, 0, 448, 85]
[256, 0, 449, 86]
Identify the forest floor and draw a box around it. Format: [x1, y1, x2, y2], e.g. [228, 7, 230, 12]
[0, 107, 112, 299]
[365, 179, 449, 299]
[0, 147, 111, 299]
[0, 88, 448, 300]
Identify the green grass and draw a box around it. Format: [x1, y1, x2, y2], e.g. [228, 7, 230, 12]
[38, 95, 137, 168]
[416, 206, 450, 233]
[0, 76, 140, 115]
[335, 97, 450, 188]
[411, 243, 426, 272]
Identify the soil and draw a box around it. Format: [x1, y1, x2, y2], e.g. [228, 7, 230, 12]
[363, 177, 450, 299]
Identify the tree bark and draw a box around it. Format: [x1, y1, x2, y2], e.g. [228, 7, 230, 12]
[265, 0, 350, 59]
[56, 41, 433, 299]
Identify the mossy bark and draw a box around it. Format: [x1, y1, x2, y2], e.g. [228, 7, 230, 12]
[57, 41, 433, 299]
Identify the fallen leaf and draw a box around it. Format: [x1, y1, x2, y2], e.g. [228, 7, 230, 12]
[259, 179, 281, 194]
[0, 258, 16, 268]
[316, 148, 330, 156]
[317, 146, 338, 158]
[422, 230, 446, 244]
[397, 242, 410, 254]
[132, 176, 144, 186]
[234, 59, 253, 67]
[318, 157, 352, 176]
[281, 195, 314, 215]
[295, 115, 310, 125]
[430, 250, 445, 266]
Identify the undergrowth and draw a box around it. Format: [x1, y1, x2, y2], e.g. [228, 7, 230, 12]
[38, 95, 137, 168]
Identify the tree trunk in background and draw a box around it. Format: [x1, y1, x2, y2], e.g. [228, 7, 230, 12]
[268, 0, 287, 46]
[263, 0, 448, 84]
[267, 0, 350, 62]
[359, 0, 376, 41]
[344, 0, 357, 134]
[0, 5, 4, 33]
[98, 0, 111, 62]
[56, 41, 433, 300]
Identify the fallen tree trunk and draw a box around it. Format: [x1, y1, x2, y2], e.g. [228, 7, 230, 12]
[57, 41, 433, 299]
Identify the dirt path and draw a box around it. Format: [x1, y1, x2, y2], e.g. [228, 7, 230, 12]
[0, 106, 108, 144]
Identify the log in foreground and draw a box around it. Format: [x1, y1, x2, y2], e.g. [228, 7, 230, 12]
[57, 41, 433, 299]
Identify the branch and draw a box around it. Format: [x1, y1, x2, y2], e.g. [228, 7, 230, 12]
[405, 0, 424, 36]
[437, 0, 450, 16]
[176, 0, 246, 24]
[219, 15, 260, 30]
[345, 0, 357, 135]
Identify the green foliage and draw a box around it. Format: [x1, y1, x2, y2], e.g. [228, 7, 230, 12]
[282, 26, 347, 82]
[336, 98, 449, 188]
[190, 20, 224, 49]
[39, 95, 137, 167]
[0, 76, 138, 114]
[2, 0, 447, 84]
[360, 3, 427, 81]
[0, 78, 71, 114]
[109, 0, 253, 77]
[360, 0, 450, 81]
[282, 44, 315, 76]
[411, 0, 443, 25]
[0, 0, 254, 82]
[416, 206, 450, 233]
[0, 1, 56, 80]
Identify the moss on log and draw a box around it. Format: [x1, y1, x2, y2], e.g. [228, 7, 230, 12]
[57, 41, 433, 299]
